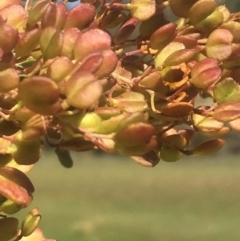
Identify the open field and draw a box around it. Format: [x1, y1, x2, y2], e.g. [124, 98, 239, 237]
[20, 151, 240, 241]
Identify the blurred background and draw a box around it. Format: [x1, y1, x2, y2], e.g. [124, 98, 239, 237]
[23, 145, 240, 241]
[18, 0, 240, 240]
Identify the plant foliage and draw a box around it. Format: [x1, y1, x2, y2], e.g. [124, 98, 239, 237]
[0, 0, 240, 239]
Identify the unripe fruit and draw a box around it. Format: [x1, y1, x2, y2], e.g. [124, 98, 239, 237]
[18, 76, 61, 115]
[10, 139, 41, 165]
[65, 70, 103, 109]
[0, 199, 22, 214]
[21, 208, 41, 237]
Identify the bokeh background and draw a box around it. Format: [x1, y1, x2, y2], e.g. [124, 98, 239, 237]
[21, 146, 240, 241]
[18, 0, 240, 240]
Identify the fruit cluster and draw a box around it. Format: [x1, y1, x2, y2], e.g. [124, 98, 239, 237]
[0, 0, 240, 240]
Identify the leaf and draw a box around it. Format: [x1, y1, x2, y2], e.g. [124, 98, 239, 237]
[213, 78, 240, 103]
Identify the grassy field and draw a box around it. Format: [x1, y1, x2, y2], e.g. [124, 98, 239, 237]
[20, 150, 240, 241]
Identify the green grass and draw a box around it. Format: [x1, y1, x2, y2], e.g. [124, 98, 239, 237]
[21, 151, 240, 241]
